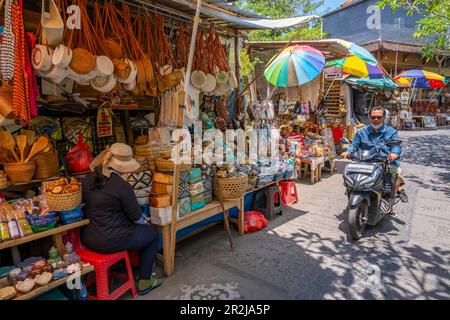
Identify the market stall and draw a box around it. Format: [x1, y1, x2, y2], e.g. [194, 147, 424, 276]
[393, 69, 448, 129]
[1, 0, 323, 298]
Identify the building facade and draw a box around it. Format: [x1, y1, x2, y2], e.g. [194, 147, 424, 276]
[322, 0, 450, 76]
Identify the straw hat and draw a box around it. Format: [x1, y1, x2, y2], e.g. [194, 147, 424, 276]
[32, 45, 54, 72]
[69, 48, 96, 74]
[52, 44, 73, 68]
[90, 143, 140, 177]
[94, 55, 114, 76]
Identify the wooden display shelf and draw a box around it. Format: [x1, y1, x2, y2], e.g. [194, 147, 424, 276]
[13, 265, 94, 300]
[0, 220, 89, 251]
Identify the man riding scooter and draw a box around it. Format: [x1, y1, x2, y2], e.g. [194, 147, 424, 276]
[341, 106, 408, 204]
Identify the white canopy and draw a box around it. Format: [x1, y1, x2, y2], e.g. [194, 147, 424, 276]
[172, 0, 320, 29]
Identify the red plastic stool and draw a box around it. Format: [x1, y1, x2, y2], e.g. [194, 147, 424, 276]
[279, 180, 298, 205]
[128, 250, 139, 267]
[78, 249, 137, 300]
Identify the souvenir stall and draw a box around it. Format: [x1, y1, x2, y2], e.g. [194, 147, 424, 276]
[393, 69, 448, 129]
[245, 39, 385, 183]
[1, 0, 324, 298]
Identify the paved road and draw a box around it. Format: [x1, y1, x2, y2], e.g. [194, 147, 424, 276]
[137, 128, 450, 300]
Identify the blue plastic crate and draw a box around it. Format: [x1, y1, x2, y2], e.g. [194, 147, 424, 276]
[56, 205, 84, 225]
[26, 211, 57, 227]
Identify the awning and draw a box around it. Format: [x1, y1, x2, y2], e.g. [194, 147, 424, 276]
[345, 76, 398, 91]
[170, 0, 319, 30]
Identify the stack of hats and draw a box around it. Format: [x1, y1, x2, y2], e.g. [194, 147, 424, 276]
[189, 168, 205, 211]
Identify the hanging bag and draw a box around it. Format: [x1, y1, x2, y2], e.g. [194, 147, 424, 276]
[65, 132, 93, 173]
[41, 0, 64, 47]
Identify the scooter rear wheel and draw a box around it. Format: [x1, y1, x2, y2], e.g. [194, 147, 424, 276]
[348, 203, 367, 240]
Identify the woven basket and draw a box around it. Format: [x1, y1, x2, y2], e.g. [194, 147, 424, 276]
[135, 145, 162, 161]
[0, 173, 7, 189]
[4, 162, 36, 184]
[156, 157, 191, 172]
[43, 187, 82, 211]
[34, 149, 60, 180]
[214, 176, 248, 200]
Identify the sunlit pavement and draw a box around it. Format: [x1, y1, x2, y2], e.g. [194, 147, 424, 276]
[132, 128, 450, 300]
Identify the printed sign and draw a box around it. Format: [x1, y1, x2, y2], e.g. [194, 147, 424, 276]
[324, 67, 343, 80]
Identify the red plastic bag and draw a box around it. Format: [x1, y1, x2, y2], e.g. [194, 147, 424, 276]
[65, 133, 93, 173]
[244, 211, 268, 234]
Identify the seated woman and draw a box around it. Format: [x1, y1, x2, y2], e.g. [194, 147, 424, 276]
[81, 143, 162, 295]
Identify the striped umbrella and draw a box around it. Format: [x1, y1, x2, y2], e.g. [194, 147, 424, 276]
[327, 55, 384, 79]
[393, 69, 447, 89]
[335, 39, 378, 65]
[264, 45, 325, 87]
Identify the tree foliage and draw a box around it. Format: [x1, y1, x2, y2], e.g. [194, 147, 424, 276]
[378, 0, 450, 64]
[236, 0, 325, 41]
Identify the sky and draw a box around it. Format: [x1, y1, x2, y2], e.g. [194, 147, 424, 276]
[315, 0, 345, 15]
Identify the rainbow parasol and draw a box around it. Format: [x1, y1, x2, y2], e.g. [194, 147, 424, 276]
[393, 69, 447, 89]
[264, 45, 325, 87]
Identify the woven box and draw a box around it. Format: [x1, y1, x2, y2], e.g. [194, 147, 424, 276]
[190, 193, 205, 211]
[202, 175, 213, 193]
[189, 168, 202, 184]
[203, 190, 213, 204]
[178, 197, 191, 218]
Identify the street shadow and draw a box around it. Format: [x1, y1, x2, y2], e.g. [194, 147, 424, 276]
[154, 205, 449, 300]
[401, 132, 450, 169]
[336, 209, 402, 242]
[405, 171, 450, 198]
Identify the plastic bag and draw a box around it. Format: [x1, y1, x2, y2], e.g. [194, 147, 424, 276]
[65, 132, 93, 173]
[244, 211, 268, 234]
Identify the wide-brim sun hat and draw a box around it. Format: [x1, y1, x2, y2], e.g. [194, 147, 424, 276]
[90, 142, 141, 177]
[108, 143, 140, 172]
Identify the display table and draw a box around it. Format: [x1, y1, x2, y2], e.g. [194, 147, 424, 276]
[0, 219, 93, 300]
[412, 115, 425, 127]
[0, 220, 90, 263]
[297, 156, 324, 183]
[152, 199, 243, 277]
[13, 265, 94, 300]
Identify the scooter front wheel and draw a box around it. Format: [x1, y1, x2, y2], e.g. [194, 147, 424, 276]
[348, 203, 367, 240]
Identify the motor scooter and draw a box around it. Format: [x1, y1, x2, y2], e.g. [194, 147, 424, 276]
[342, 139, 402, 240]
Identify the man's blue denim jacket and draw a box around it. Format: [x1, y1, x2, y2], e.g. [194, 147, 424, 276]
[347, 124, 402, 166]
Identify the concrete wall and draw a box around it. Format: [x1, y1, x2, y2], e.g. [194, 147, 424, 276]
[322, 0, 423, 45]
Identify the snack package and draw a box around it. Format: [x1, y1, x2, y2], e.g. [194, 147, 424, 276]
[5, 211, 20, 240]
[38, 195, 50, 215]
[14, 210, 33, 237]
[0, 211, 11, 242]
